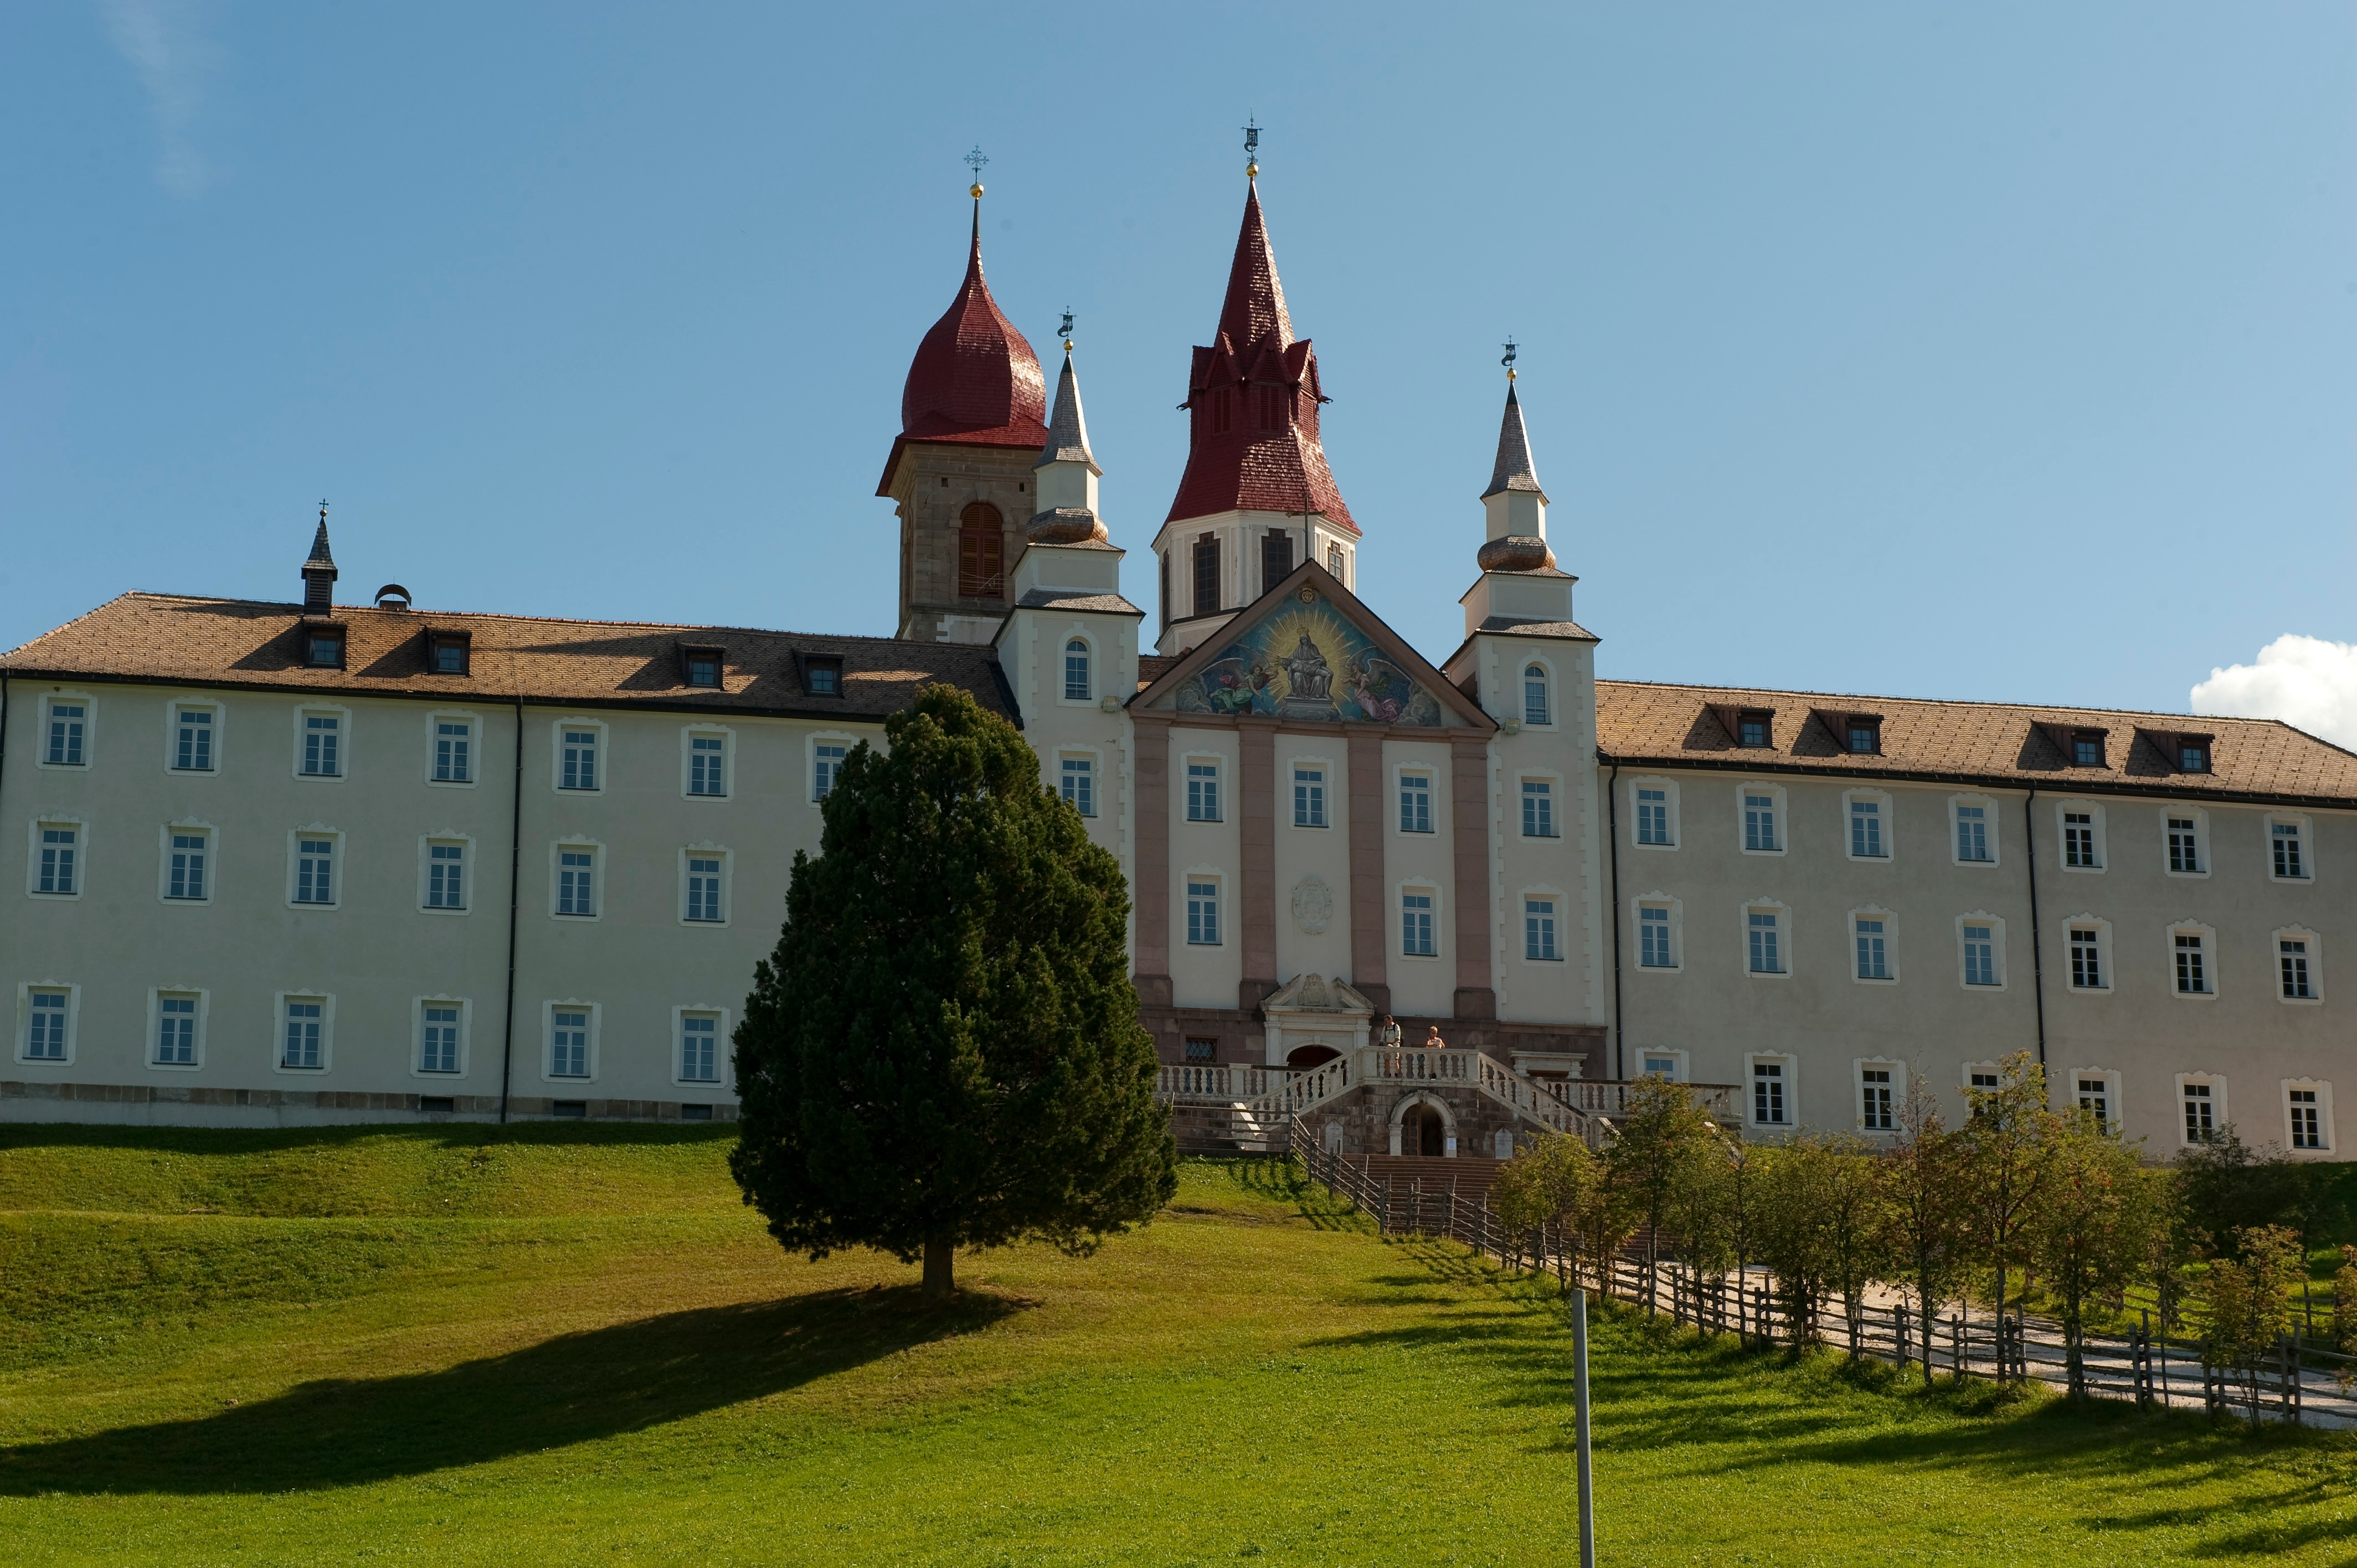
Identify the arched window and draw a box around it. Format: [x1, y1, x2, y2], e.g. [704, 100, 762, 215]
[1063, 638, 1092, 702]
[1524, 664, 1550, 726]
[958, 503, 1005, 600]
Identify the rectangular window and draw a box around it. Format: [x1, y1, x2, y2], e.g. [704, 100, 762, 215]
[1192, 536, 1219, 618]
[1188, 762, 1222, 823]
[1970, 1069, 1999, 1093]
[2281, 938, 2314, 1000]
[1849, 800, 1883, 858]
[1748, 910, 1782, 974]
[1327, 541, 1346, 581]
[1737, 713, 1770, 748]
[155, 996, 197, 1065]
[302, 714, 341, 777]
[174, 708, 214, 772]
[1262, 531, 1293, 592]
[306, 630, 343, 668]
[680, 1014, 720, 1083]
[1186, 881, 1220, 946]
[168, 833, 208, 900]
[1847, 721, 1878, 754]
[686, 856, 723, 922]
[2070, 927, 2103, 989]
[26, 990, 68, 1061]
[1753, 1062, 1787, 1125]
[562, 730, 599, 791]
[434, 721, 472, 783]
[1398, 773, 1433, 834]
[2289, 1088, 2324, 1151]
[37, 827, 78, 895]
[1521, 780, 1556, 838]
[427, 843, 465, 909]
[2180, 741, 2210, 773]
[558, 850, 596, 917]
[551, 1010, 590, 1078]
[1525, 898, 1560, 962]
[1861, 1068, 1893, 1131]
[295, 838, 335, 905]
[2273, 822, 2307, 879]
[2073, 734, 2104, 767]
[1184, 1036, 1216, 1063]
[1743, 793, 1778, 852]
[432, 637, 468, 675]
[1955, 804, 1990, 863]
[2183, 1082, 2215, 1144]
[1294, 767, 1326, 828]
[2063, 811, 2098, 868]
[1639, 906, 1674, 968]
[805, 659, 840, 695]
[1855, 917, 1889, 980]
[1643, 1054, 1680, 1079]
[685, 649, 723, 688]
[1962, 924, 1996, 987]
[2168, 816, 2201, 874]
[2076, 1078, 2112, 1133]
[281, 999, 323, 1070]
[420, 1005, 460, 1074]
[45, 702, 85, 766]
[2175, 932, 2209, 994]
[688, 735, 727, 797]
[1402, 891, 1435, 957]
[1635, 787, 1670, 845]
[813, 743, 847, 802]
[1061, 757, 1095, 818]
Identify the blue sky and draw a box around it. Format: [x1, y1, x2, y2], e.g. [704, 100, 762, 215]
[5, 2, 2354, 725]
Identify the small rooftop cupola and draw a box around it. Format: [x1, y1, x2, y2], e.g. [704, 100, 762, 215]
[1028, 324, 1107, 544]
[301, 501, 338, 615]
[1475, 357, 1556, 572]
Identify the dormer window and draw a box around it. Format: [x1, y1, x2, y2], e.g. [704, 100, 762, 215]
[1737, 711, 1772, 749]
[2179, 739, 2211, 773]
[681, 646, 724, 689]
[305, 627, 345, 668]
[806, 659, 841, 696]
[429, 633, 470, 675]
[2073, 731, 2104, 767]
[1845, 718, 1881, 755]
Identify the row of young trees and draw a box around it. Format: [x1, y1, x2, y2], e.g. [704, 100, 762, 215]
[1492, 1053, 2351, 1393]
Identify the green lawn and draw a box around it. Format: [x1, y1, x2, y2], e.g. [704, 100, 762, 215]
[1, 1125, 2352, 1566]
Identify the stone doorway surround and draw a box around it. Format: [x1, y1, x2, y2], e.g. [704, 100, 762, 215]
[1388, 1089, 1459, 1156]
[1259, 971, 1375, 1067]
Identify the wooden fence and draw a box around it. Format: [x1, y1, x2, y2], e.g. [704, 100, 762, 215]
[1292, 1127, 2357, 1427]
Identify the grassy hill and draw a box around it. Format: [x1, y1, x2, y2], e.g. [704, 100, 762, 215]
[1, 1124, 2350, 1565]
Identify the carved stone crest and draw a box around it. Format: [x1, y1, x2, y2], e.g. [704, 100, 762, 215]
[1291, 874, 1333, 934]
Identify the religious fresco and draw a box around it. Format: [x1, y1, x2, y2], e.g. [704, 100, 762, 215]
[1170, 595, 1447, 726]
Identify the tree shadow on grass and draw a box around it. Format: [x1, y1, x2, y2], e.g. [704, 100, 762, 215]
[0, 1283, 1027, 1497]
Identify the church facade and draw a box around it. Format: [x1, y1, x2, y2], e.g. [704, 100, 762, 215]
[5, 170, 2353, 1157]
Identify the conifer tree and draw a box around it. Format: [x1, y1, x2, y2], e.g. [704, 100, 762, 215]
[730, 685, 1176, 1297]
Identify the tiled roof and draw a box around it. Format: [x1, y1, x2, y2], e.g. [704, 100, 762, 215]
[1165, 180, 1357, 534]
[1136, 653, 1181, 691]
[1597, 679, 2357, 806]
[877, 204, 1049, 496]
[4, 594, 1015, 722]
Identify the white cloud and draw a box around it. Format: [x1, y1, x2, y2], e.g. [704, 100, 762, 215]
[2191, 635, 2357, 749]
[96, 0, 224, 199]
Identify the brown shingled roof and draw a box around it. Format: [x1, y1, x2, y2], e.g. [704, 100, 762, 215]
[1597, 680, 2357, 807]
[4, 594, 1016, 723]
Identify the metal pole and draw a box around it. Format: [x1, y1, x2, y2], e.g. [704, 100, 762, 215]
[1572, 1288, 1597, 1568]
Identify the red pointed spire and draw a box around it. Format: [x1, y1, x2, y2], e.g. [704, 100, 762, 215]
[878, 197, 1048, 494]
[1166, 179, 1356, 533]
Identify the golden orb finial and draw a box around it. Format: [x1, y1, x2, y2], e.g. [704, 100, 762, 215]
[1246, 160, 1259, 178]
[969, 182, 984, 199]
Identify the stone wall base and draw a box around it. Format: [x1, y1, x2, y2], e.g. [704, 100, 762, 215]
[1139, 1004, 1607, 1079]
[0, 1079, 738, 1129]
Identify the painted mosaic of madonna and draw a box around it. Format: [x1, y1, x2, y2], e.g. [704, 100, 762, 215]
[1172, 598, 1445, 725]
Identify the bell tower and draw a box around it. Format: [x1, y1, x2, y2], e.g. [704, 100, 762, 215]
[877, 157, 1051, 643]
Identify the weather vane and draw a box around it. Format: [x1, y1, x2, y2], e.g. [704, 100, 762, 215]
[964, 145, 988, 198]
[1058, 309, 1074, 350]
[1501, 337, 1518, 380]
[1242, 116, 1259, 178]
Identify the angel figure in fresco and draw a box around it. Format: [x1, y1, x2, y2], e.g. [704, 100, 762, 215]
[1205, 657, 1272, 716]
[1348, 652, 1409, 724]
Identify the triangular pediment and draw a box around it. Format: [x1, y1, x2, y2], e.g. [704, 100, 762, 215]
[1134, 562, 1490, 730]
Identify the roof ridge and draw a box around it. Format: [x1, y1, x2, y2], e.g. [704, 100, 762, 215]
[4, 591, 143, 658]
[1592, 677, 2291, 731]
[85, 592, 969, 649]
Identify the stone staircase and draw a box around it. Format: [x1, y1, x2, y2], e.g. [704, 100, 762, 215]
[1158, 1046, 1601, 1156]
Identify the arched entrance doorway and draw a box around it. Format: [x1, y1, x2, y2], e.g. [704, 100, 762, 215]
[1286, 1043, 1341, 1070]
[1388, 1091, 1457, 1156]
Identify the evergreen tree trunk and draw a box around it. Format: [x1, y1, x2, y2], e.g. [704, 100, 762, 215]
[924, 1236, 956, 1297]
